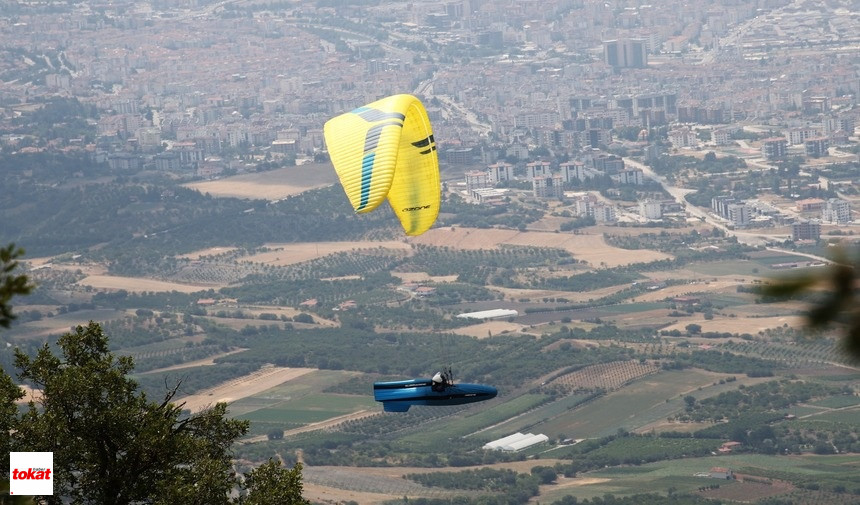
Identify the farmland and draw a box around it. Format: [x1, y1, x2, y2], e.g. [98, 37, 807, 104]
[6, 177, 859, 505]
[182, 163, 337, 200]
[410, 227, 674, 267]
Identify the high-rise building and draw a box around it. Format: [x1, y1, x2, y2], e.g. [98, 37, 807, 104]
[761, 138, 788, 160]
[804, 137, 829, 158]
[532, 175, 564, 199]
[822, 199, 851, 224]
[560, 161, 588, 183]
[727, 203, 751, 227]
[465, 170, 491, 192]
[487, 162, 514, 183]
[792, 220, 821, 241]
[603, 39, 648, 69]
[639, 200, 662, 220]
[526, 161, 552, 180]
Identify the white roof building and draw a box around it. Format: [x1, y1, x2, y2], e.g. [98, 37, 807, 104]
[455, 309, 518, 320]
[483, 432, 531, 450]
[483, 432, 549, 452]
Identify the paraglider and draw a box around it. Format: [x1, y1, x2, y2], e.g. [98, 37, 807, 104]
[373, 369, 498, 412]
[323, 94, 440, 236]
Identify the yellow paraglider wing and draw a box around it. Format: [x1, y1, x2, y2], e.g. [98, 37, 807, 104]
[323, 94, 440, 236]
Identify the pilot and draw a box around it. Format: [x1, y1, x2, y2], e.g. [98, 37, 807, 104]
[431, 371, 448, 392]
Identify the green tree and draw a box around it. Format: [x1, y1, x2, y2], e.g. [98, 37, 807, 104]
[1, 244, 34, 328]
[0, 243, 30, 485]
[7, 321, 311, 504]
[13, 322, 248, 504]
[241, 460, 310, 505]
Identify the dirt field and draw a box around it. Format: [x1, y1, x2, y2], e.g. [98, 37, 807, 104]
[302, 460, 572, 505]
[183, 163, 337, 200]
[632, 280, 742, 302]
[177, 366, 316, 413]
[77, 274, 218, 293]
[392, 272, 459, 283]
[410, 227, 672, 267]
[661, 314, 804, 334]
[239, 241, 412, 266]
[178, 246, 237, 260]
[492, 284, 630, 303]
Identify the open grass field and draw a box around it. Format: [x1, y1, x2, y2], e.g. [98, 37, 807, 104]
[227, 370, 364, 416]
[727, 300, 806, 317]
[238, 241, 412, 266]
[812, 407, 860, 424]
[76, 274, 218, 292]
[603, 308, 680, 329]
[807, 395, 860, 409]
[237, 394, 376, 425]
[409, 227, 673, 267]
[687, 260, 771, 277]
[183, 163, 337, 200]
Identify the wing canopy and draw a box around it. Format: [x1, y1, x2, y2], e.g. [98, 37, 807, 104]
[324, 94, 440, 236]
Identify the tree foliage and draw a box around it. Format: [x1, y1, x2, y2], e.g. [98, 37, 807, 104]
[3, 320, 310, 504]
[241, 460, 310, 505]
[0, 243, 34, 328]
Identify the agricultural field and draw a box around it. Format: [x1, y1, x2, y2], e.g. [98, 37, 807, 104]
[490, 283, 631, 303]
[661, 314, 804, 335]
[448, 320, 527, 339]
[530, 369, 741, 439]
[722, 339, 857, 369]
[176, 365, 316, 413]
[301, 460, 569, 504]
[182, 163, 337, 200]
[240, 241, 412, 267]
[630, 279, 746, 302]
[410, 227, 673, 267]
[399, 394, 550, 448]
[546, 360, 659, 392]
[177, 246, 238, 260]
[537, 453, 860, 502]
[11, 159, 860, 505]
[6, 308, 127, 340]
[76, 274, 218, 292]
